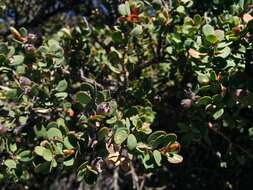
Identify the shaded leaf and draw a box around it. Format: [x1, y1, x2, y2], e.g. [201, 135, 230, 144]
[130, 25, 143, 37]
[76, 91, 92, 105]
[197, 96, 213, 106]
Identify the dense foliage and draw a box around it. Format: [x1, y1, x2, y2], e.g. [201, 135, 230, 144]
[0, 0, 253, 189]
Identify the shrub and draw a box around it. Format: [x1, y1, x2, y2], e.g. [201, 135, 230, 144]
[0, 0, 253, 189]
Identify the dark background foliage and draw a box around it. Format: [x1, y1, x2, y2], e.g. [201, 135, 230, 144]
[1, 0, 253, 190]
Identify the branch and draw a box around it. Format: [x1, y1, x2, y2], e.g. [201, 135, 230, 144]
[209, 125, 253, 160]
[129, 163, 140, 190]
[129, 57, 171, 80]
[1, 0, 87, 35]
[113, 167, 120, 190]
[80, 68, 104, 89]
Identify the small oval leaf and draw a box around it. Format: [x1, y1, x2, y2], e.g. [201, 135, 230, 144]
[127, 134, 137, 150]
[76, 91, 92, 105]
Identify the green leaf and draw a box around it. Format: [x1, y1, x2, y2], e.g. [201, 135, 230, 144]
[107, 62, 121, 74]
[194, 14, 202, 25]
[19, 27, 28, 37]
[213, 108, 224, 120]
[118, 2, 131, 16]
[214, 30, 225, 41]
[63, 157, 75, 166]
[0, 43, 9, 54]
[97, 127, 109, 141]
[206, 34, 218, 44]
[163, 134, 177, 145]
[0, 54, 6, 63]
[153, 150, 162, 166]
[55, 79, 68, 92]
[197, 96, 213, 106]
[106, 116, 117, 124]
[47, 121, 58, 128]
[176, 5, 185, 14]
[48, 39, 60, 49]
[63, 137, 75, 149]
[197, 73, 209, 85]
[84, 166, 98, 185]
[34, 146, 46, 156]
[130, 25, 143, 37]
[16, 65, 26, 74]
[5, 89, 17, 99]
[217, 47, 231, 58]
[10, 143, 17, 153]
[239, 0, 245, 8]
[202, 24, 214, 36]
[80, 83, 95, 95]
[112, 31, 122, 44]
[12, 55, 24, 65]
[19, 116, 28, 125]
[18, 150, 33, 162]
[114, 127, 129, 145]
[142, 153, 154, 169]
[151, 133, 177, 149]
[50, 158, 57, 169]
[210, 71, 217, 81]
[42, 148, 53, 162]
[54, 143, 63, 155]
[110, 46, 123, 59]
[55, 92, 68, 99]
[76, 91, 92, 105]
[77, 161, 88, 173]
[248, 128, 253, 139]
[147, 131, 166, 144]
[127, 134, 137, 150]
[47, 127, 63, 140]
[4, 159, 17, 169]
[34, 125, 47, 138]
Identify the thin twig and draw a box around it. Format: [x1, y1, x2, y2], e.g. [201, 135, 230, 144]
[113, 167, 120, 190]
[209, 126, 253, 160]
[80, 68, 104, 89]
[130, 163, 140, 190]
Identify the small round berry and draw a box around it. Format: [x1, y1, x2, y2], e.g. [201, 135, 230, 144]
[181, 99, 193, 109]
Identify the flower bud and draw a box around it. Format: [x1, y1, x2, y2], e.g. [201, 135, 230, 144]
[19, 76, 32, 86]
[235, 89, 249, 98]
[96, 102, 111, 115]
[0, 124, 8, 135]
[23, 44, 36, 54]
[27, 33, 37, 44]
[181, 99, 193, 109]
